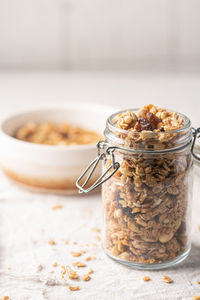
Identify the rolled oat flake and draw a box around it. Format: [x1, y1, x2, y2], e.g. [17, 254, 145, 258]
[76, 104, 200, 269]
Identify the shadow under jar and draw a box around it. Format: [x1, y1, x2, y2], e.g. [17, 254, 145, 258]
[77, 108, 200, 269]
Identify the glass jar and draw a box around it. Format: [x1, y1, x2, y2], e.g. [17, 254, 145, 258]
[77, 109, 200, 269]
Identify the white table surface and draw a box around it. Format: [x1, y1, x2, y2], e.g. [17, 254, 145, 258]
[0, 71, 200, 300]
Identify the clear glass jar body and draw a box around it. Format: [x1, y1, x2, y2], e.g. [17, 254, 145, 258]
[102, 110, 193, 269]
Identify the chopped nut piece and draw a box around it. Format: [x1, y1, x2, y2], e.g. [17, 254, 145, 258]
[72, 262, 86, 268]
[162, 276, 173, 283]
[85, 256, 91, 261]
[0, 297, 10, 300]
[52, 262, 57, 267]
[68, 269, 78, 280]
[68, 285, 80, 291]
[96, 235, 101, 241]
[73, 241, 77, 245]
[88, 269, 93, 274]
[65, 240, 69, 245]
[7, 267, 11, 270]
[143, 276, 150, 282]
[91, 227, 101, 233]
[48, 239, 55, 245]
[192, 297, 200, 300]
[82, 274, 91, 281]
[71, 252, 82, 257]
[52, 204, 62, 210]
[198, 226, 200, 231]
[196, 281, 200, 284]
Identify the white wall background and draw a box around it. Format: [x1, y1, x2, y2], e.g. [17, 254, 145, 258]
[0, 0, 200, 71]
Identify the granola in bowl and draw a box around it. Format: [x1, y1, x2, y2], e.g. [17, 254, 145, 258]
[102, 104, 193, 268]
[15, 122, 101, 146]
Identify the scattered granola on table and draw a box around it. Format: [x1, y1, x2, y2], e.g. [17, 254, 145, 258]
[103, 104, 193, 267]
[68, 268, 79, 280]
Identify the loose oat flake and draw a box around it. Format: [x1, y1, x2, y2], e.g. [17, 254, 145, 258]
[91, 227, 101, 233]
[72, 262, 86, 268]
[162, 276, 173, 283]
[71, 252, 82, 257]
[52, 204, 63, 210]
[82, 274, 91, 281]
[85, 256, 92, 261]
[68, 285, 80, 291]
[52, 262, 57, 267]
[48, 239, 55, 245]
[143, 276, 150, 282]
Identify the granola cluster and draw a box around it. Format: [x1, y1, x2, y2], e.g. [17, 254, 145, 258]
[103, 105, 192, 265]
[15, 122, 101, 146]
[114, 104, 184, 150]
[117, 104, 184, 133]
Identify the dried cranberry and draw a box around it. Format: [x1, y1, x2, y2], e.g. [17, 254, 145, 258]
[135, 110, 161, 132]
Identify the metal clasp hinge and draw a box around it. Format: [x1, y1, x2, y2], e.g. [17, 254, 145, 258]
[76, 141, 120, 194]
[191, 127, 200, 161]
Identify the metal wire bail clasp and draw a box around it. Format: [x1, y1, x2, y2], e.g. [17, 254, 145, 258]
[76, 141, 120, 194]
[191, 127, 200, 161]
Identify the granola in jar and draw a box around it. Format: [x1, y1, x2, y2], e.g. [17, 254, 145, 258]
[102, 104, 193, 268]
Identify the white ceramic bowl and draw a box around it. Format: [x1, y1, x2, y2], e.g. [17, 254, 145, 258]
[0, 102, 115, 194]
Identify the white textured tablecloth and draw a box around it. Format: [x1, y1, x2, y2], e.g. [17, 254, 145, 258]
[0, 71, 200, 300]
[0, 164, 200, 300]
